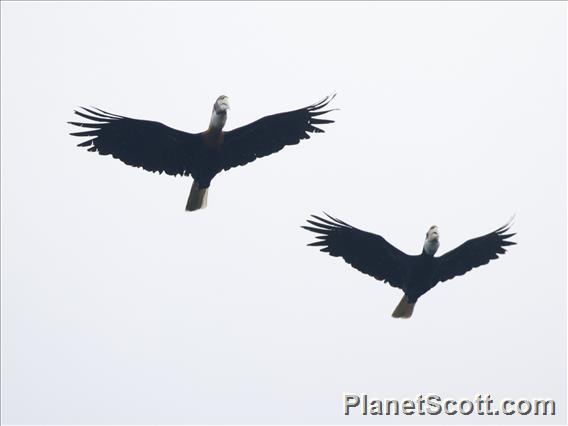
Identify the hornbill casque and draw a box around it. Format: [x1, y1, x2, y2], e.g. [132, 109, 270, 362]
[69, 95, 336, 211]
[303, 213, 516, 318]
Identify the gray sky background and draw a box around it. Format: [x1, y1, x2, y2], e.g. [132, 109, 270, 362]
[1, 2, 566, 424]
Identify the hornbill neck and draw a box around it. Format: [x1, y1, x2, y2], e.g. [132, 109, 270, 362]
[208, 109, 227, 132]
[422, 239, 439, 256]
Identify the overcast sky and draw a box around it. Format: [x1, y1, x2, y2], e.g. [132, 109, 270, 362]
[1, 1, 566, 424]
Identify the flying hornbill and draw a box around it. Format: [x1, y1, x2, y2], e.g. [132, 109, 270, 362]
[69, 95, 336, 211]
[302, 214, 516, 318]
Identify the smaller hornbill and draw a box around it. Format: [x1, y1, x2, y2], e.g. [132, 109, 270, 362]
[302, 214, 516, 318]
[69, 95, 336, 211]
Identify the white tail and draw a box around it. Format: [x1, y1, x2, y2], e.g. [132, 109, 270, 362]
[392, 296, 415, 319]
[186, 180, 209, 211]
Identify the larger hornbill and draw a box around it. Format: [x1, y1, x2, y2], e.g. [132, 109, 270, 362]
[69, 95, 336, 211]
[303, 213, 516, 318]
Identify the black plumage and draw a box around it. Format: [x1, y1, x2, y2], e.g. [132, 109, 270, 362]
[69, 95, 336, 211]
[302, 213, 516, 318]
[221, 101, 334, 171]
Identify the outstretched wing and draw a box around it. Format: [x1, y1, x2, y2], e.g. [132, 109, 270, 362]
[302, 213, 411, 289]
[221, 95, 336, 171]
[69, 107, 202, 177]
[433, 219, 516, 283]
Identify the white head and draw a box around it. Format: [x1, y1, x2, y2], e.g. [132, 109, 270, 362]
[423, 225, 440, 255]
[213, 95, 230, 114]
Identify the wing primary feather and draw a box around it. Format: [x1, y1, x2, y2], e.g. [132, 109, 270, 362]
[323, 212, 353, 227]
[68, 121, 101, 128]
[92, 107, 125, 119]
[305, 220, 336, 230]
[308, 241, 328, 247]
[309, 95, 331, 109]
[310, 118, 335, 124]
[311, 214, 341, 227]
[73, 110, 110, 122]
[70, 130, 99, 137]
[309, 93, 337, 111]
[309, 109, 339, 117]
[81, 107, 115, 119]
[301, 225, 330, 235]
